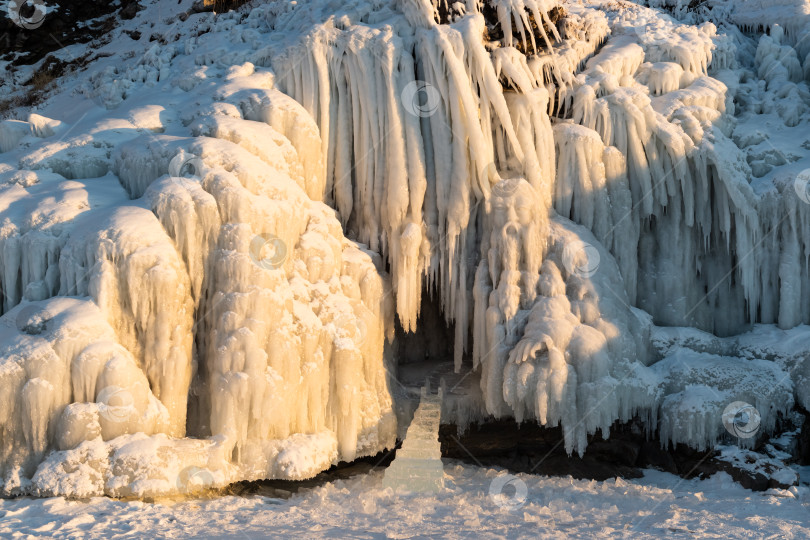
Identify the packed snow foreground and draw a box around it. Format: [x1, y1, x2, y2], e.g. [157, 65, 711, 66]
[1, 0, 810, 497]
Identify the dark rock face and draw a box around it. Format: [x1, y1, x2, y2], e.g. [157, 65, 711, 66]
[798, 412, 810, 465]
[0, 1, 151, 115]
[430, 0, 566, 55]
[186, 0, 251, 18]
[0, 0, 142, 66]
[440, 419, 650, 481]
[479, 1, 566, 54]
[227, 450, 399, 499]
[440, 417, 801, 491]
[394, 290, 455, 366]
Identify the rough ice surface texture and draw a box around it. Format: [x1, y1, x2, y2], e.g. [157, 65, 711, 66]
[1, 0, 810, 497]
[3, 463, 810, 538]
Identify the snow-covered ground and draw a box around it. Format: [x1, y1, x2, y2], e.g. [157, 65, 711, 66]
[1, 461, 809, 538]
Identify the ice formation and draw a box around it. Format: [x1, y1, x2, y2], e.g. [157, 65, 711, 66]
[1, 48, 397, 495]
[1, 0, 810, 496]
[652, 349, 794, 451]
[382, 385, 444, 493]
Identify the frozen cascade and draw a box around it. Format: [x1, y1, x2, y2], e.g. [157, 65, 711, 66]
[265, 0, 810, 450]
[58, 206, 195, 439]
[382, 384, 444, 493]
[614, 6, 810, 332]
[265, 0, 810, 339]
[1, 56, 398, 495]
[268, 0, 568, 355]
[475, 178, 656, 455]
[1, 0, 810, 497]
[651, 349, 794, 451]
[0, 299, 173, 495]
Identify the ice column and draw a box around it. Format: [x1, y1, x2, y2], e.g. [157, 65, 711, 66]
[382, 385, 444, 493]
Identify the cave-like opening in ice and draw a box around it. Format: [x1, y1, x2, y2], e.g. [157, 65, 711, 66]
[394, 287, 459, 373]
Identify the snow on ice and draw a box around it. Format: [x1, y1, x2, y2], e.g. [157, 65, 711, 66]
[1, 0, 810, 498]
[3, 461, 810, 538]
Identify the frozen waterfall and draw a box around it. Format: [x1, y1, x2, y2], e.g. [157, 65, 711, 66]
[1, 0, 810, 497]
